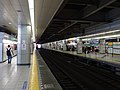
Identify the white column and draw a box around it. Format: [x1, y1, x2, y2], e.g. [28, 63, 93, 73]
[17, 11, 31, 65]
[63, 41, 67, 51]
[0, 32, 4, 62]
[99, 39, 105, 54]
[77, 39, 83, 54]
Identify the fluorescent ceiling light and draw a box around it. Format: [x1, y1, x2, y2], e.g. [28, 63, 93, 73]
[3, 39, 17, 44]
[79, 29, 120, 39]
[82, 34, 120, 41]
[28, 0, 35, 42]
[28, 0, 34, 8]
[42, 29, 120, 44]
[9, 23, 11, 24]
[67, 37, 77, 40]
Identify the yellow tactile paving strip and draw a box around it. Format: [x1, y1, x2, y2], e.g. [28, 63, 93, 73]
[29, 50, 39, 90]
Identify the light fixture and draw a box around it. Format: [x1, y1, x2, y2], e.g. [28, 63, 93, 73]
[3, 39, 17, 44]
[28, 0, 35, 42]
[9, 23, 11, 25]
[80, 29, 120, 39]
[82, 34, 120, 41]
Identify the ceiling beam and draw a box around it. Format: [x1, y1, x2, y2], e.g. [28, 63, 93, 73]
[47, 22, 78, 40]
[58, 22, 77, 33]
[39, 0, 117, 43]
[53, 17, 110, 23]
[109, 1, 120, 8]
[53, 19, 92, 23]
[82, 0, 117, 18]
[107, 8, 120, 20]
[68, 0, 98, 6]
[65, 28, 83, 34]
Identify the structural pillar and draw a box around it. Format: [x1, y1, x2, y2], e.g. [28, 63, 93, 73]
[99, 39, 106, 54]
[17, 25, 31, 65]
[77, 38, 83, 54]
[17, 11, 31, 65]
[63, 41, 67, 51]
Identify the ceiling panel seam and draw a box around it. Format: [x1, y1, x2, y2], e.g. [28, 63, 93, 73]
[0, 0, 17, 27]
[18, 0, 27, 25]
[9, 0, 19, 27]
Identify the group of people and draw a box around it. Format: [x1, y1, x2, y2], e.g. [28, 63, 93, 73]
[83, 46, 99, 54]
[83, 46, 109, 58]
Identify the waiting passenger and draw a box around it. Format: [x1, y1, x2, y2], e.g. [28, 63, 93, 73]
[105, 48, 108, 55]
[102, 48, 109, 58]
[6, 45, 14, 64]
[95, 47, 99, 55]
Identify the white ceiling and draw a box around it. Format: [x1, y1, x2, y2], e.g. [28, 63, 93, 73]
[0, 0, 64, 41]
[0, 0, 31, 33]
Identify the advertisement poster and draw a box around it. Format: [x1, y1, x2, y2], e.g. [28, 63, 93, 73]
[113, 42, 120, 54]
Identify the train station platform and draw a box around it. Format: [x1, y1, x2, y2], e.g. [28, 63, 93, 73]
[0, 50, 62, 90]
[51, 49, 120, 65]
[44, 48, 120, 74]
[62, 51, 120, 64]
[39, 48, 120, 89]
[0, 56, 30, 90]
[36, 51, 62, 90]
[1, 48, 120, 90]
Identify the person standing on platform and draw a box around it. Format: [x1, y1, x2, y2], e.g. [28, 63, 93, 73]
[102, 47, 109, 58]
[6, 45, 14, 64]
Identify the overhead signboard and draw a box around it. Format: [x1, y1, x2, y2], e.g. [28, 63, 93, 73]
[108, 42, 113, 46]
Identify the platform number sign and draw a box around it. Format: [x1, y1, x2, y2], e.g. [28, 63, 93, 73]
[22, 40, 26, 50]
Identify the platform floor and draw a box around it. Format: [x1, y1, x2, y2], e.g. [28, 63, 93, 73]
[0, 56, 30, 90]
[52, 49, 120, 65]
[36, 51, 62, 90]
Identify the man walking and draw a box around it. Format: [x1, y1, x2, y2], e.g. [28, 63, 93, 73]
[6, 45, 14, 63]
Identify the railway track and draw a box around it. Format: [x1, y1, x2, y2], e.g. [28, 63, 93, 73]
[40, 50, 85, 90]
[39, 49, 120, 90]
